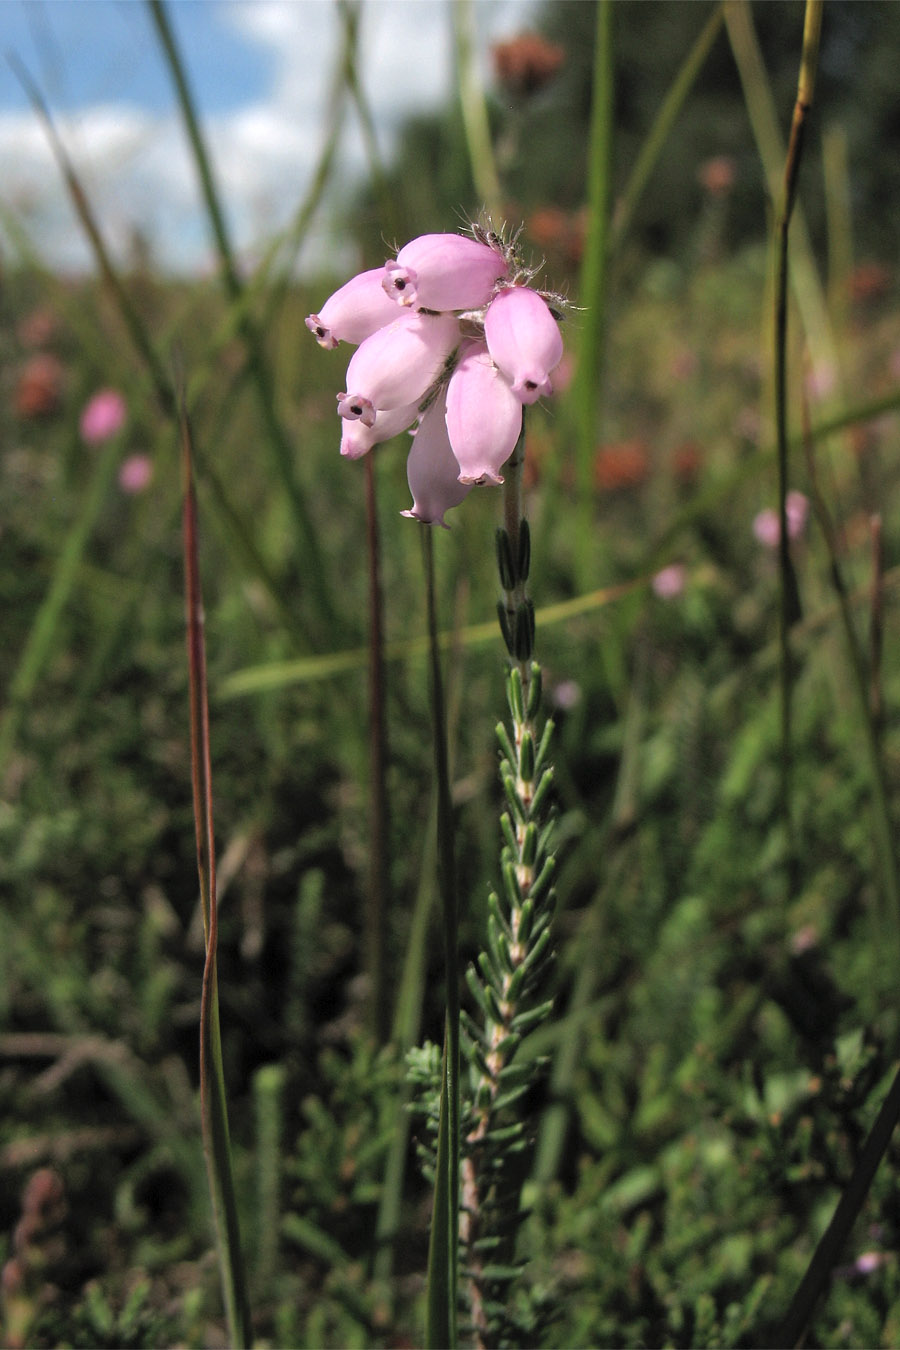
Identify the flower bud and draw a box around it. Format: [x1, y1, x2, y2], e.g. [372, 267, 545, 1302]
[383, 233, 508, 311]
[484, 285, 563, 403]
[339, 312, 459, 420]
[306, 267, 401, 348]
[401, 388, 471, 526]
[445, 341, 522, 484]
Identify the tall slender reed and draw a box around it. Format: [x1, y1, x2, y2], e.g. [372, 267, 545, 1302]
[771, 0, 822, 878]
[573, 0, 613, 590]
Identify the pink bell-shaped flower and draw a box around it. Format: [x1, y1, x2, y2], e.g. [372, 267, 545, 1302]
[445, 341, 522, 485]
[383, 233, 508, 312]
[401, 389, 472, 526]
[484, 285, 563, 403]
[338, 312, 459, 426]
[306, 267, 401, 349]
[340, 402, 419, 460]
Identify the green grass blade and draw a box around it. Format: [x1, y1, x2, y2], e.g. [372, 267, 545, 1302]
[453, 0, 503, 218]
[0, 429, 123, 777]
[219, 577, 643, 697]
[725, 0, 836, 376]
[147, 0, 340, 643]
[573, 0, 613, 588]
[610, 4, 725, 254]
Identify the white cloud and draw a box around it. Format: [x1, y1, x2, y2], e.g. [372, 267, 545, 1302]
[0, 0, 539, 275]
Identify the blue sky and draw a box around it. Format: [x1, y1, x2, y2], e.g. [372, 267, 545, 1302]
[1, 2, 271, 114]
[0, 0, 535, 273]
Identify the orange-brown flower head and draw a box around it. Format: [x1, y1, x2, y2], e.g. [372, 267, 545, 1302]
[492, 32, 565, 97]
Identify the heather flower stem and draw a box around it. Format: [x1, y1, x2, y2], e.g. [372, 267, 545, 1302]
[456, 416, 558, 1346]
[422, 528, 460, 1350]
[364, 455, 391, 1043]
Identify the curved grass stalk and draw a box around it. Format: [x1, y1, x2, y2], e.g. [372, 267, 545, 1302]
[182, 401, 252, 1347]
[220, 575, 643, 698]
[452, 0, 503, 220]
[771, 0, 823, 882]
[725, 0, 836, 377]
[573, 0, 613, 591]
[610, 4, 725, 255]
[147, 0, 339, 643]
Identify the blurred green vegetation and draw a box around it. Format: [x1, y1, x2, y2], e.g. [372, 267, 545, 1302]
[2, 0, 900, 1345]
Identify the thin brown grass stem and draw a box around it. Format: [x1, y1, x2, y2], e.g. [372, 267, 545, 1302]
[364, 455, 390, 1044]
[181, 398, 252, 1348]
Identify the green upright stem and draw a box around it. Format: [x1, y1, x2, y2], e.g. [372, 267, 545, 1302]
[773, 0, 823, 881]
[573, 0, 613, 588]
[453, 0, 504, 219]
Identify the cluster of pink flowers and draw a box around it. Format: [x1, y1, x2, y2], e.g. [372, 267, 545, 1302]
[753, 491, 809, 549]
[306, 227, 564, 525]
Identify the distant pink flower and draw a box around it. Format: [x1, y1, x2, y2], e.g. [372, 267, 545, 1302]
[484, 285, 563, 403]
[753, 509, 780, 548]
[652, 564, 686, 599]
[383, 233, 508, 311]
[754, 491, 809, 548]
[549, 679, 581, 710]
[786, 490, 809, 537]
[305, 267, 401, 349]
[80, 388, 127, 444]
[118, 453, 152, 494]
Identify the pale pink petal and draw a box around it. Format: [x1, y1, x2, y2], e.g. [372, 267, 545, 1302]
[484, 286, 563, 404]
[305, 267, 401, 348]
[339, 312, 459, 417]
[383, 233, 508, 311]
[340, 402, 419, 459]
[402, 389, 471, 525]
[445, 341, 522, 485]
